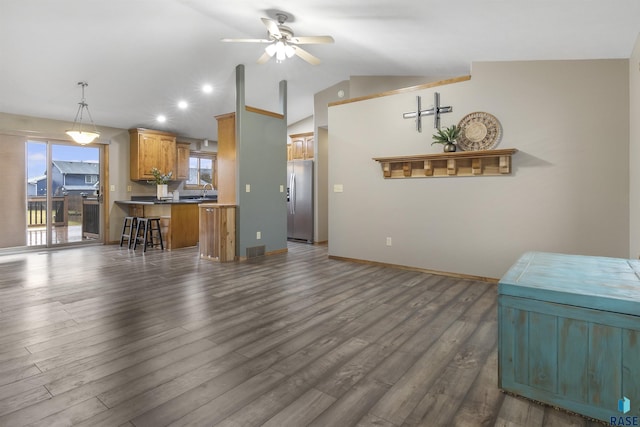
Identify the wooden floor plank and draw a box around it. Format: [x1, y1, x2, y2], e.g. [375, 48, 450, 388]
[260, 388, 336, 427]
[308, 378, 391, 427]
[0, 243, 595, 427]
[452, 347, 505, 427]
[0, 385, 51, 417]
[164, 369, 286, 427]
[25, 397, 108, 427]
[495, 394, 546, 427]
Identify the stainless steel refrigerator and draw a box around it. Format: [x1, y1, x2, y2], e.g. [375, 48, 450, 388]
[287, 159, 313, 242]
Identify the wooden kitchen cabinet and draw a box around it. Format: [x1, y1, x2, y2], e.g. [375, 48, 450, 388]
[129, 128, 177, 181]
[199, 204, 236, 262]
[288, 132, 314, 161]
[176, 142, 191, 180]
[215, 113, 237, 204]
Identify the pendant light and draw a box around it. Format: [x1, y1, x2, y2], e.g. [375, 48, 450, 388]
[66, 81, 100, 144]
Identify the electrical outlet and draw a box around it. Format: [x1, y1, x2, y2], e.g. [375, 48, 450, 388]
[386, 237, 392, 246]
[127, 185, 132, 192]
[256, 231, 261, 239]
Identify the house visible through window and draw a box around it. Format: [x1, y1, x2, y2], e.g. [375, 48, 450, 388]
[185, 152, 216, 189]
[85, 175, 98, 184]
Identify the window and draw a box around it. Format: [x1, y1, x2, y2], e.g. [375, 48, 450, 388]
[184, 152, 216, 190]
[85, 174, 98, 184]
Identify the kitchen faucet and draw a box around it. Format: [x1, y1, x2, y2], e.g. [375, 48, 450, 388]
[202, 183, 213, 198]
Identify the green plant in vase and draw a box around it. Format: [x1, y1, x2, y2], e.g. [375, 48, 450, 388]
[431, 124, 461, 152]
[148, 168, 173, 199]
[148, 167, 173, 184]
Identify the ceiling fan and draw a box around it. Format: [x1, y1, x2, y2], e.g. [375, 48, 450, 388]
[221, 13, 334, 65]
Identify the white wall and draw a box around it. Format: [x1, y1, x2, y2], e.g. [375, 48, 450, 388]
[314, 81, 350, 242]
[287, 116, 314, 139]
[629, 34, 640, 259]
[328, 60, 629, 279]
[349, 76, 448, 98]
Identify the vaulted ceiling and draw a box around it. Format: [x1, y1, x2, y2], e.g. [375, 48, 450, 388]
[1, 0, 639, 141]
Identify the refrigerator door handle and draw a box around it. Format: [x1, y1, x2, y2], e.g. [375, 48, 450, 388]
[291, 172, 296, 215]
[288, 172, 293, 214]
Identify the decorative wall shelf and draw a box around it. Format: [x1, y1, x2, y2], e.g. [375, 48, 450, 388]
[373, 148, 517, 178]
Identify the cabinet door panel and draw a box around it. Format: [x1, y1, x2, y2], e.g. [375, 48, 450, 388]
[140, 135, 159, 179]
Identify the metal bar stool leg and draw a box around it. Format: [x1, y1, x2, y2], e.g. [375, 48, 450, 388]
[133, 218, 146, 250]
[150, 218, 164, 250]
[120, 216, 136, 248]
[128, 217, 138, 249]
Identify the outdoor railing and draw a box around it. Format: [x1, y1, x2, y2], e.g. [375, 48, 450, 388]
[82, 197, 99, 238]
[27, 196, 68, 227]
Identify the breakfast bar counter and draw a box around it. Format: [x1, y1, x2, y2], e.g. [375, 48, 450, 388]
[115, 199, 214, 250]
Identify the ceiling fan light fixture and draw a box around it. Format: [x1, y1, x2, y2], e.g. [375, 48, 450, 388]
[285, 44, 295, 58]
[265, 43, 277, 57]
[223, 14, 333, 65]
[66, 81, 100, 145]
[275, 41, 286, 62]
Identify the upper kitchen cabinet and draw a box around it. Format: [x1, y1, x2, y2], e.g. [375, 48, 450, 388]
[175, 142, 191, 181]
[288, 132, 314, 161]
[129, 128, 177, 181]
[215, 112, 236, 204]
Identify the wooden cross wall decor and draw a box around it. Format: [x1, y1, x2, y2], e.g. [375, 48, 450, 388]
[402, 92, 453, 132]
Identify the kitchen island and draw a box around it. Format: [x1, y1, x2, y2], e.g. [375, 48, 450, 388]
[115, 198, 216, 250]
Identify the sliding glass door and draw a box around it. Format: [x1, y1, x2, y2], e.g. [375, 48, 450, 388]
[26, 141, 103, 247]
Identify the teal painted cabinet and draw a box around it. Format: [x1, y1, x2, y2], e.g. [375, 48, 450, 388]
[498, 252, 640, 423]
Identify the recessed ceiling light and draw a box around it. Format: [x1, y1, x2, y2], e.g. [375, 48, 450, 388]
[157, 115, 167, 123]
[202, 84, 213, 94]
[178, 100, 188, 109]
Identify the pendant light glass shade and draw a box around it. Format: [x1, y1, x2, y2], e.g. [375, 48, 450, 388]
[66, 81, 100, 145]
[66, 130, 100, 145]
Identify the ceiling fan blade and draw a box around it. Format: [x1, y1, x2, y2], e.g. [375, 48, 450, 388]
[221, 38, 271, 43]
[293, 46, 321, 65]
[291, 36, 334, 45]
[261, 17, 281, 38]
[257, 51, 272, 64]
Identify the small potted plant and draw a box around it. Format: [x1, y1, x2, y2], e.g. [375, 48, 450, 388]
[149, 167, 173, 199]
[431, 124, 461, 152]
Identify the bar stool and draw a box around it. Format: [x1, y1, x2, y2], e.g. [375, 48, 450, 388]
[119, 216, 138, 248]
[133, 217, 164, 252]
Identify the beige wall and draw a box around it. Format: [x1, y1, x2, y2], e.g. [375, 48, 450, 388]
[328, 60, 630, 279]
[0, 113, 137, 247]
[630, 34, 640, 258]
[0, 134, 27, 247]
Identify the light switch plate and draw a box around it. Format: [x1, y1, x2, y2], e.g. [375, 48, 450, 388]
[110, 185, 115, 191]
[333, 184, 344, 193]
[246, 184, 251, 193]
[280, 185, 284, 192]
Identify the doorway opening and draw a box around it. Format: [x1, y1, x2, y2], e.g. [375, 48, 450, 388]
[26, 141, 103, 247]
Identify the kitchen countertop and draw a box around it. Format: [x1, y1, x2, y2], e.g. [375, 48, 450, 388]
[115, 197, 217, 205]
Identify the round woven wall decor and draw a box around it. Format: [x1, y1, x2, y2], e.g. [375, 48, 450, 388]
[456, 112, 502, 151]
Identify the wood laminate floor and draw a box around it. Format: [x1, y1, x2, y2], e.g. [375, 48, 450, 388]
[0, 243, 600, 427]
